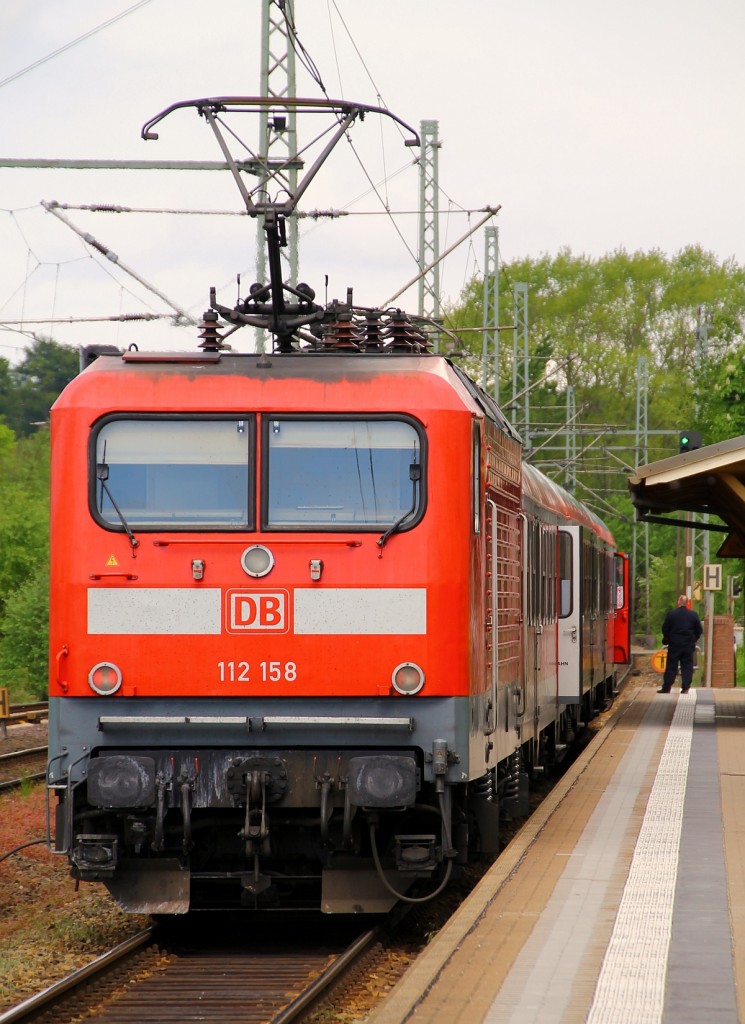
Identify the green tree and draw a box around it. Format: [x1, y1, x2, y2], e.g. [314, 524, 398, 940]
[0, 357, 22, 432]
[450, 245, 745, 406]
[445, 245, 745, 635]
[0, 425, 50, 700]
[697, 342, 745, 442]
[0, 427, 49, 618]
[0, 338, 75, 698]
[1, 337, 79, 436]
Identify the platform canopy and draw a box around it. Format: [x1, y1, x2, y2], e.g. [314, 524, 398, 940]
[628, 434, 745, 557]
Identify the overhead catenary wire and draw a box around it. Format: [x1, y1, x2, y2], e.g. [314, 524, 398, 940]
[41, 202, 198, 327]
[37, 201, 494, 218]
[3, 2, 500, 358]
[2, 313, 166, 325]
[4, 2, 594, 496]
[0, 0, 154, 91]
[381, 206, 500, 308]
[284, 0, 469, 280]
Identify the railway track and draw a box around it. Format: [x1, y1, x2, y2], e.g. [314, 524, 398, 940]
[0, 918, 381, 1024]
[0, 673, 636, 1022]
[6, 702, 48, 724]
[0, 746, 47, 791]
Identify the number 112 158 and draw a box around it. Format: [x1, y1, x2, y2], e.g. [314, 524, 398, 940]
[217, 661, 298, 683]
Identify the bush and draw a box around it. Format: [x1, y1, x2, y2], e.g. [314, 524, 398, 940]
[0, 567, 49, 700]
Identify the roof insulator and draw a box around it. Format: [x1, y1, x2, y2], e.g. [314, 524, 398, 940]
[320, 311, 364, 350]
[364, 310, 385, 349]
[198, 310, 225, 351]
[383, 311, 431, 352]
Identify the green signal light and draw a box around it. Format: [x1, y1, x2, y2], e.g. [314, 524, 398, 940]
[679, 429, 702, 453]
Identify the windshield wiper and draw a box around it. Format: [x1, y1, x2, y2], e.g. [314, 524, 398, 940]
[97, 462, 139, 557]
[377, 464, 421, 554]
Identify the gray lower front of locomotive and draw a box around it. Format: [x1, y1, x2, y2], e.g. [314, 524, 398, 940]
[47, 695, 483, 913]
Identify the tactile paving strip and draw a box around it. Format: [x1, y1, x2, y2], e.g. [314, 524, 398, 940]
[585, 691, 696, 1024]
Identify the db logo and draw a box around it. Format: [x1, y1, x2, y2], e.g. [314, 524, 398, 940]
[227, 590, 289, 633]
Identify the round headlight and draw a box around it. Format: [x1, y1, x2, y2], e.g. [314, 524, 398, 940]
[241, 544, 275, 578]
[88, 662, 123, 696]
[392, 662, 425, 695]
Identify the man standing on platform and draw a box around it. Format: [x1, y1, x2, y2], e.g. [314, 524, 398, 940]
[658, 594, 703, 694]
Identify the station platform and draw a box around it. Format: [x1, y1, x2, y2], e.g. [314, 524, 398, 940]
[368, 681, 745, 1024]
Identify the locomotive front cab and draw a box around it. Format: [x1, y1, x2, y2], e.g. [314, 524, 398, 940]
[44, 93, 599, 914]
[48, 353, 490, 913]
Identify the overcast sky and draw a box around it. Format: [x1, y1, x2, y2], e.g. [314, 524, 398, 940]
[2, 0, 744, 363]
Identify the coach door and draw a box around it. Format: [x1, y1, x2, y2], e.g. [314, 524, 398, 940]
[613, 552, 631, 664]
[558, 525, 581, 703]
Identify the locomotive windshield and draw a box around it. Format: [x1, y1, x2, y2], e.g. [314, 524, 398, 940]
[264, 418, 423, 529]
[91, 415, 423, 532]
[93, 418, 253, 529]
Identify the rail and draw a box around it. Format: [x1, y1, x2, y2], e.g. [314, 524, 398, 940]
[0, 928, 154, 1024]
[272, 926, 379, 1023]
[0, 746, 48, 792]
[0, 923, 378, 1024]
[6, 702, 48, 724]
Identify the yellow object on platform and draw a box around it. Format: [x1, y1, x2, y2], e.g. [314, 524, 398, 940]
[651, 649, 668, 673]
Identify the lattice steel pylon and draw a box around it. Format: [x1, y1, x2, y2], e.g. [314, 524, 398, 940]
[482, 226, 499, 397]
[565, 385, 577, 493]
[254, 0, 300, 351]
[695, 303, 711, 381]
[418, 120, 441, 349]
[633, 355, 651, 633]
[511, 283, 530, 450]
[695, 304, 711, 570]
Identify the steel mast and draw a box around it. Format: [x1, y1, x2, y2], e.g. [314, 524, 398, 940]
[418, 120, 441, 349]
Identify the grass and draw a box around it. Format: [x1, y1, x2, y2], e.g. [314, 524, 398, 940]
[734, 645, 745, 686]
[3, 674, 44, 704]
[18, 775, 36, 797]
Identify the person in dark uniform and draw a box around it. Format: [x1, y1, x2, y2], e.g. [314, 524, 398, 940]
[658, 594, 703, 694]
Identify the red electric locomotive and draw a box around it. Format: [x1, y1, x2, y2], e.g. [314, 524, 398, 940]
[46, 98, 630, 913]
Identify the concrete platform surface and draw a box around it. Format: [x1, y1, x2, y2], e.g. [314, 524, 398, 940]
[367, 684, 745, 1024]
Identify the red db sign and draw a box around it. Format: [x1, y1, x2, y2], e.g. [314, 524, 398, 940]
[227, 590, 288, 633]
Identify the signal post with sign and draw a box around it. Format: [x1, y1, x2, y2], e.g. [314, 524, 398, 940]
[703, 564, 721, 688]
[703, 564, 736, 687]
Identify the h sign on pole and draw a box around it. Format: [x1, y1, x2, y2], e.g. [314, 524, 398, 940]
[703, 564, 722, 591]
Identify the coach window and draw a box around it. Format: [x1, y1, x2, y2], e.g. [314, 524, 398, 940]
[582, 539, 591, 614]
[549, 531, 558, 621]
[92, 417, 253, 529]
[559, 531, 572, 617]
[527, 520, 539, 625]
[542, 527, 556, 623]
[614, 553, 625, 610]
[603, 550, 613, 614]
[264, 417, 423, 530]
